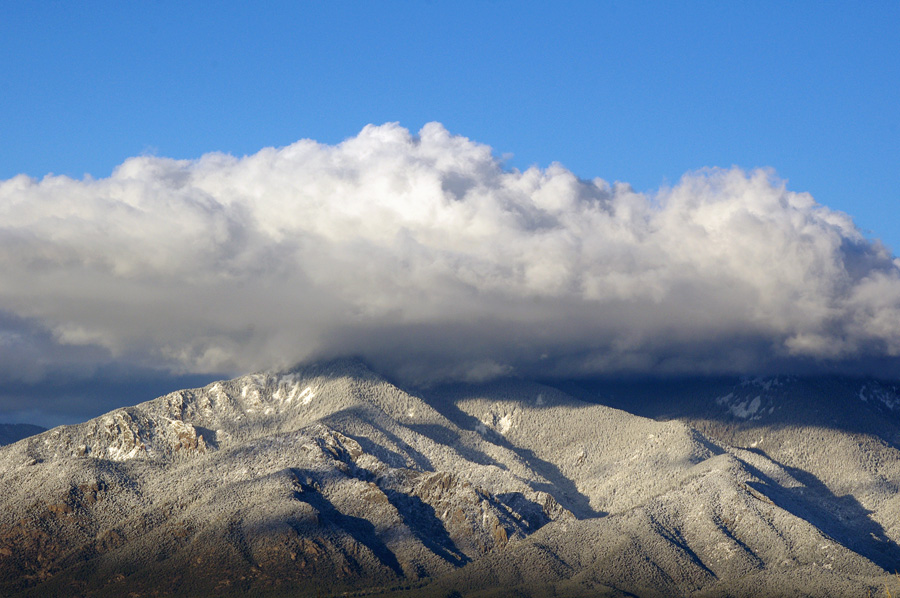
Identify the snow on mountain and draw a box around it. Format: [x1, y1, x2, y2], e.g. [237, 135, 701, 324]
[1, 361, 899, 597]
[858, 380, 900, 413]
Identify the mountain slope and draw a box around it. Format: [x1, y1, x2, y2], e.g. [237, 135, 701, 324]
[0, 362, 898, 597]
[552, 376, 900, 575]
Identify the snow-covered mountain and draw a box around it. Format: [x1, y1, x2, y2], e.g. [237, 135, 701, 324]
[1, 360, 899, 597]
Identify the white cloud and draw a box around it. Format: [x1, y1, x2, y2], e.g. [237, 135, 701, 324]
[1, 122, 899, 385]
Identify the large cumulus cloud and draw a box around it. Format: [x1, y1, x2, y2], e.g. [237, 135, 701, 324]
[2, 122, 899, 388]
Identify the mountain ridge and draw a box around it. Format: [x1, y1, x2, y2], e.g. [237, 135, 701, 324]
[1, 360, 899, 597]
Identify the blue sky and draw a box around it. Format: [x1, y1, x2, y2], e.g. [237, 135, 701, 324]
[3, 1, 898, 248]
[2, 1, 900, 427]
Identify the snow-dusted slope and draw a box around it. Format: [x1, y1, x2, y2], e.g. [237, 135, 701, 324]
[0, 362, 898, 597]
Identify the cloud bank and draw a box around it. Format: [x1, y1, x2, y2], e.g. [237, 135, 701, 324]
[2, 122, 900, 388]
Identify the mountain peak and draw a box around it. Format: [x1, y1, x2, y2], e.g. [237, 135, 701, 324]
[1, 365, 900, 596]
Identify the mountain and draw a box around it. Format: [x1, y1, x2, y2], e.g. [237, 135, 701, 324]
[0, 424, 45, 447]
[1, 360, 898, 597]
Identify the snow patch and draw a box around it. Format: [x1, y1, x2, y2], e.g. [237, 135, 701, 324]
[210, 382, 228, 403]
[239, 379, 262, 407]
[475, 411, 514, 435]
[715, 393, 734, 406]
[717, 392, 763, 419]
[858, 383, 900, 411]
[734, 396, 762, 419]
[298, 386, 316, 405]
[101, 412, 149, 461]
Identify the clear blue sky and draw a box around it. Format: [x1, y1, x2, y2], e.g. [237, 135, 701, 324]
[2, 1, 898, 250]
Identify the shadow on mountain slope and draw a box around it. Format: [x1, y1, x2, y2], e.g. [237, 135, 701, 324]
[417, 391, 603, 520]
[289, 470, 405, 578]
[321, 407, 435, 471]
[380, 488, 470, 567]
[738, 449, 900, 572]
[546, 376, 900, 449]
[405, 423, 508, 470]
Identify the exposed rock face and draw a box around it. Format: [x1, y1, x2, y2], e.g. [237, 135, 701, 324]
[0, 362, 899, 597]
